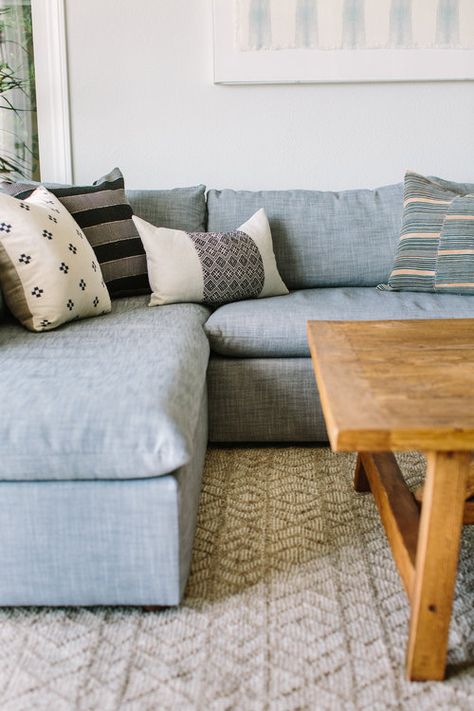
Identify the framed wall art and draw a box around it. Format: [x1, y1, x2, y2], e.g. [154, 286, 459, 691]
[213, 0, 474, 83]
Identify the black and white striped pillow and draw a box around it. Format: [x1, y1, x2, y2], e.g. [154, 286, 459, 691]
[1, 168, 147, 298]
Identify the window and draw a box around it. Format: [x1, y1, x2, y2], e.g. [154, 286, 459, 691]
[0, 0, 39, 180]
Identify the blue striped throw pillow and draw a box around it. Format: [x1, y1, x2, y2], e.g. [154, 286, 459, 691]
[434, 195, 474, 294]
[379, 172, 474, 293]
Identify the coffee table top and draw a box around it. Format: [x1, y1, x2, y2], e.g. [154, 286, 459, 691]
[307, 319, 474, 452]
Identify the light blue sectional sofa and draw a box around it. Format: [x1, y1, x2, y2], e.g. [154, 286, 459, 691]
[1, 181, 473, 606]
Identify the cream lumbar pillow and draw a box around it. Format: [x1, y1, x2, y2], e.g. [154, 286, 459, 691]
[133, 208, 289, 306]
[0, 187, 111, 331]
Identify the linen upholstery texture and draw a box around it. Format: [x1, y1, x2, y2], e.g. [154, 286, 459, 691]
[204, 286, 474, 358]
[380, 172, 474, 293]
[207, 357, 327, 442]
[0, 395, 207, 606]
[127, 186, 206, 232]
[0, 296, 210, 480]
[207, 184, 404, 289]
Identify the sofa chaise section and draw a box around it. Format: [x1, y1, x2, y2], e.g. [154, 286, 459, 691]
[0, 297, 210, 605]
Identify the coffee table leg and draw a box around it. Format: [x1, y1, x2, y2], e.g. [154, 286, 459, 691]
[353, 453, 370, 492]
[406, 451, 470, 681]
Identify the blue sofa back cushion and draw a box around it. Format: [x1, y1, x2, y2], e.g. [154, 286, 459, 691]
[127, 186, 207, 233]
[207, 184, 404, 289]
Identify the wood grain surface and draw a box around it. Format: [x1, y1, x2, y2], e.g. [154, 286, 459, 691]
[307, 319, 474, 452]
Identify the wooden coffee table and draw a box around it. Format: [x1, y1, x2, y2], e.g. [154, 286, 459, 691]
[307, 319, 474, 681]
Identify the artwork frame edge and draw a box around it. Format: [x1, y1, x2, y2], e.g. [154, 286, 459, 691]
[213, 0, 474, 85]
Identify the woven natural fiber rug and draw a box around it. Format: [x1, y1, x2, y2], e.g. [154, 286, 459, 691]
[0, 447, 473, 710]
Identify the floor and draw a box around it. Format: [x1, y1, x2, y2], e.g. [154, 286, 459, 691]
[0, 447, 473, 710]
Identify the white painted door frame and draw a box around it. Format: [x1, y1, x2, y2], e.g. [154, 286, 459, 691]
[31, 0, 72, 183]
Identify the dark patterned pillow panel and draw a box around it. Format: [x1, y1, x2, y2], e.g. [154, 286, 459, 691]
[1, 169, 147, 298]
[379, 172, 474, 294]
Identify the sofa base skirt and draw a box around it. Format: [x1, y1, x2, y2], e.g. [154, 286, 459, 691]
[0, 395, 208, 607]
[207, 357, 328, 442]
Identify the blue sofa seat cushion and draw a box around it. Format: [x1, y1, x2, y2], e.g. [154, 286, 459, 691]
[204, 287, 474, 358]
[0, 297, 210, 481]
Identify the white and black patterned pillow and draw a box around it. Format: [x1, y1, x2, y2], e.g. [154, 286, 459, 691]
[1, 169, 146, 298]
[133, 208, 288, 306]
[0, 187, 111, 331]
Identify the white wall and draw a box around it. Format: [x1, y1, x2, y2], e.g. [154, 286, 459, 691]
[65, 0, 474, 191]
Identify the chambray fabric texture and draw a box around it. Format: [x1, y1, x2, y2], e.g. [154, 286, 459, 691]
[206, 184, 404, 289]
[204, 286, 474, 358]
[207, 357, 326, 442]
[0, 296, 210, 480]
[126, 186, 207, 232]
[0, 396, 207, 605]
